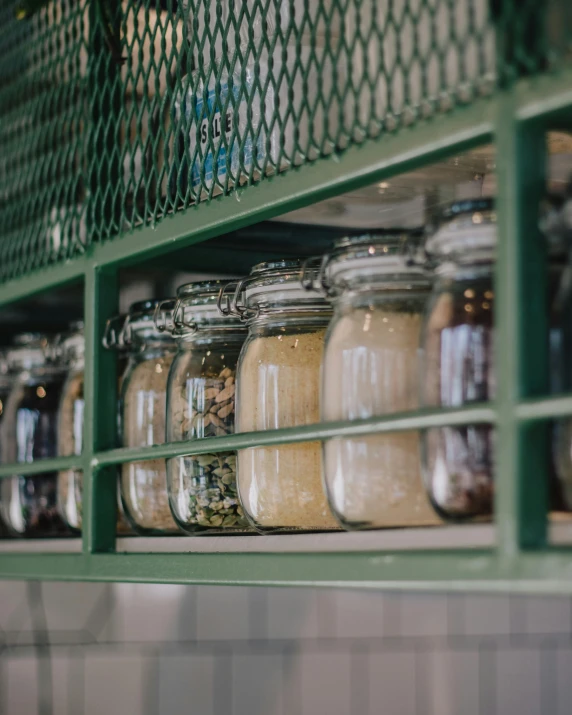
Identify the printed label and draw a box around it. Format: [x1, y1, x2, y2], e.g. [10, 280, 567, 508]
[183, 70, 263, 191]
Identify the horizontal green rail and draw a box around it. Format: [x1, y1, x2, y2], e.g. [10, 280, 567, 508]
[0, 549, 571, 594]
[0, 455, 83, 479]
[94, 404, 496, 466]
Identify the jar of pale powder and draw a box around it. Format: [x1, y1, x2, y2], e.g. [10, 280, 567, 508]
[227, 259, 338, 533]
[58, 321, 132, 535]
[109, 300, 181, 535]
[320, 232, 441, 530]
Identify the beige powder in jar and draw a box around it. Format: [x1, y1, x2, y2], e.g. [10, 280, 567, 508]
[322, 307, 440, 528]
[122, 353, 178, 532]
[57, 371, 84, 530]
[237, 328, 338, 530]
[57, 372, 133, 534]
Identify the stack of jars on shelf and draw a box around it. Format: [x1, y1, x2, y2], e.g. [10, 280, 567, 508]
[1, 197, 571, 538]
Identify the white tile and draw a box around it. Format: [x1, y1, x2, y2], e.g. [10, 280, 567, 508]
[51, 655, 71, 715]
[519, 596, 571, 635]
[0, 582, 31, 634]
[232, 654, 284, 715]
[495, 649, 542, 715]
[101, 583, 194, 643]
[368, 652, 416, 715]
[397, 593, 449, 638]
[266, 588, 320, 640]
[462, 594, 511, 636]
[158, 653, 216, 715]
[5, 655, 38, 715]
[196, 586, 251, 641]
[84, 652, 153, 715]
[556, 648, 572, 715]
[331, 589, 385, 639]
[297, 652, 351, 715]
[42, 582, 110, 634]
[427, 650, 479, 715]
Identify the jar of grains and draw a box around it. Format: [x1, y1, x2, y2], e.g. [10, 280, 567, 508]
[164, 281, 252, 534]
[225, 259, 339, 533]
[108, 300, 180, 535]
[319, 233, 442, 530]
[420, 199, 496, 520]
[0, 352, 11, 537]
[0, 334, 70, 537]
[0, 351, 11, 465]
[56, 322, 85, 531]
[57, 322, 132, 534]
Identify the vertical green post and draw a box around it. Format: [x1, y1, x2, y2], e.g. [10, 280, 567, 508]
[82, 266, 119, 554]
[495, 97, 549, 557]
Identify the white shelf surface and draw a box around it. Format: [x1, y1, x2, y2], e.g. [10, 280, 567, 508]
[0, 521, 571, 555]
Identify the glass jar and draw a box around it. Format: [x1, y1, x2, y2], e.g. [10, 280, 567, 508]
[0, 334, 70, 537]
[320, 233, 442, 530]
[56, 322, 85, 531]
[420, 199, 496, 520]
[0, 352, 11, 537]
[165, 281, 252, 534]
[56, 322, 132, 534]
[0, 351, 11, 465]
[228, 259, 338, 533]
[109, 300, 180, 535]
[545, 195, 572, 511]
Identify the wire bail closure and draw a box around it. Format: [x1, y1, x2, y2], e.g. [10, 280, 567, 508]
[300, 255, 332, 296]
[153, 299, 177, 334]
[102, 314, 128, 350]
[216, 280, 260, 321]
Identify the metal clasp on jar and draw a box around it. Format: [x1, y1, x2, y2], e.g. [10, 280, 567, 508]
[102, 314, 129, 350]
[153, 299, 177, 334]
[216, 280, 259, 321]
[171, 297, 198, 336]
[300, 254, 334, 296]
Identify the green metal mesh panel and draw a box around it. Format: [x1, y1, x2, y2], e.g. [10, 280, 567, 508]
[0, 0, 541, 283]
[0, 0, 88, 281]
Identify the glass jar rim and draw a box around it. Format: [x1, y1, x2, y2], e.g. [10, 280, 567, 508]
[7, 333, 50, 371]
[108, 299, 176, 349]
[59, 322, 85, 364]
[320, 230, 429, 294]
[242, 257, 331, 314]
[177, 279, 236, 302]
[173, 279, 246, 336]
[425, 197, 497, 264]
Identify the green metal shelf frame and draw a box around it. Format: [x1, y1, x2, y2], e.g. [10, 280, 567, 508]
[1, 65, 572, 590]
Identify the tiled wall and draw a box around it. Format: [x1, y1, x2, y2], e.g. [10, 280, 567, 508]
[1, 582, 572, 714]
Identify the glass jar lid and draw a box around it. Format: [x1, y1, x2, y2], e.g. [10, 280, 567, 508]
[59, 321, 85, 365]
[220, 258, 331, 321]
[425, 198, 496, 266]
[317, 230, 429, 295]
[0, 349, 10, 390]
[104, 300, 175, 351]
[163, 279, 246, 337]
[6, 333, 50, 372]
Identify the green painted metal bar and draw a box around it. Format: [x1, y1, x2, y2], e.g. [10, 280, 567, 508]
[494, 95, 523, 560]
[0, 456, 83, 479]
[94, 404, 496, 467]
[82, 266, 119, 554]
[494, 95, 549, 555]
[0, 549, 570, 593]
[517, 395, 572, 422]
[515, 65, 572, 121]
[0, 261, 85, 309]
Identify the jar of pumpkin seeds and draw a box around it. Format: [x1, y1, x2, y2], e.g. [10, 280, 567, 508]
[164, 280, 252, 534]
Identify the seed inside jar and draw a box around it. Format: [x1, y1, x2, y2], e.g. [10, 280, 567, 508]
[170, 365, 250, 532]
